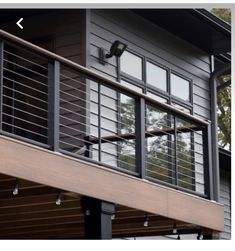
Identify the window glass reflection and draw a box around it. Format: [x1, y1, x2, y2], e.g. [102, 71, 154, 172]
[146, 62, 167, 91]
[120, 51, 142, 80]
[171, 73, 190, 101]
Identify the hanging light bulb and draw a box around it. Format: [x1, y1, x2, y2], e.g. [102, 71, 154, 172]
[177, 235, 181, 240]
[55, 193, 62, 206]
[143, 214, 149, 227]
[172, 222, 177, 234]
[111, 214, 115, 220]
[12, 183, 19, 196]
[85, 209, 90, 216]
[197, 232, 203, 240]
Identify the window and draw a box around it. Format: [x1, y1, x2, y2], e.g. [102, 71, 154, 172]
[119, 50, 192, 106]
[120, 51, 142, 80]
[146, 62, 167, 91]
[170, 73, 190, 101]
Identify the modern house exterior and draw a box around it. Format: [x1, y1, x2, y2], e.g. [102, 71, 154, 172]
[0, 9, 231, 239]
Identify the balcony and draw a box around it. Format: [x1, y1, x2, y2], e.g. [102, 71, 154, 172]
[0, 29, 211, 196]
[0, 30, 223, 234]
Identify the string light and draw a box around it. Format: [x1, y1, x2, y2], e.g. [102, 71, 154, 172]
[85, 209, 90, 216]
[55, 193, 62, 206]
[172, 222, 177, 234]
[197, 232, 203, 240]
[111, 214, 115, 220]
[143, 214, 149, 227]
[12, 182, 19, 196]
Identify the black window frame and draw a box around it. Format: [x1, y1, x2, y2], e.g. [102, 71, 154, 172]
[118, 48, 197, 192]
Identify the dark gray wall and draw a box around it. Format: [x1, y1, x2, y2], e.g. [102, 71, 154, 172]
[88, 9, 211, 194]
[88, 9, 211, 120]
[219, 170, 231, 239]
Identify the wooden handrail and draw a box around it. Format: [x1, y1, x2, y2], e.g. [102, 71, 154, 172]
[0, 29, 209, 127]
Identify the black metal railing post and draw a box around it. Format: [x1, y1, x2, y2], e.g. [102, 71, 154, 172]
[173, 116, 178, 186]
[0, 40, 3, 132]
[48, 60, 60, 151]
[202, 123, 213, 199]
[135, 97, 146, 179]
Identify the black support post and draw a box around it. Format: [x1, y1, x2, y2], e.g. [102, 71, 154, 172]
[202, 123, 213, 199]
[48, 60, 60, 151]
[173, 116, 178, 186]
[0, 41, 3, 131]
[81, 196, 115, 239]
[135, 97, 146, 178]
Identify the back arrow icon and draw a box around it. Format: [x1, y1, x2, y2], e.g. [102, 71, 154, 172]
[16, 18, 23, 29]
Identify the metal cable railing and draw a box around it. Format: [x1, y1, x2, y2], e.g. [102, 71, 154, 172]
[0, 29, 211, 198]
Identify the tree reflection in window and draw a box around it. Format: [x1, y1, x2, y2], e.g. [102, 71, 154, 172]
[146, 104, 174, 184]
[176, 117, 195, 191]
[118, 94, 136, 172]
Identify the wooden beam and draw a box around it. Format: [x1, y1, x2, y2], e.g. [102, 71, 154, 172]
[0, 207, 81, 222]
[0, 136, 224, 231]
[0, 228, 84, 239]
[0, 223, 83, 238]
[0, 215, 82, 229]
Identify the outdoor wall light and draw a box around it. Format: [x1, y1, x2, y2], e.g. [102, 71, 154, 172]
[99, 40, 127, 64]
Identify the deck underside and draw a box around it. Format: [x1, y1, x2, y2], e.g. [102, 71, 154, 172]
[0, 135, 224, 239]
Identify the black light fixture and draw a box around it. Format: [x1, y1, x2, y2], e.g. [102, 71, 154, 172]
[177, 235, 181, 240]
[99, 40, 127, 64]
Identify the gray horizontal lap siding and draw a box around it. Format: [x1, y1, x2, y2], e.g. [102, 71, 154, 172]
[89, 9, 211, 121]
[219, 172, 231, 240]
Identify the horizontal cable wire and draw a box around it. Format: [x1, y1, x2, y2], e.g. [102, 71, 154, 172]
[60, 107, 136, 144]
[3, 85, 48, 105]
[2, 121, 48, 139]
[2, 94, 48, 113]
[4, 50, 48, 70]
[3, 58, 48, 79]
[3, 76, 48, 96]
[2, 112, 48, 131]
[3, 67, 48, 87]
[2, 103, 48, 122]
